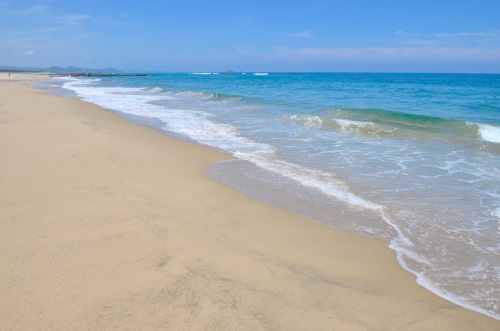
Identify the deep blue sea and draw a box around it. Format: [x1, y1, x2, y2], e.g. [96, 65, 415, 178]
[48, 72, 499, 319]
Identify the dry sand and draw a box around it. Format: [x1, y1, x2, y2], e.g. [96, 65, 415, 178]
[0, 73, 498, 330]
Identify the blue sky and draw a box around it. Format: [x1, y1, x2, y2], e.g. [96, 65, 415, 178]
[1, 0, 499, 73]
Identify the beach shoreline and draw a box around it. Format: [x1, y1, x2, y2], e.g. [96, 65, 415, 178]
[1, 73, 498, 330]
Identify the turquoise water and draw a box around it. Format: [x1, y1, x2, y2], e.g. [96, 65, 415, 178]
[53, 72, 499, 319]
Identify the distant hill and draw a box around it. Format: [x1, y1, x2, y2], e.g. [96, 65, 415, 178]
[0, 66, 122, 74]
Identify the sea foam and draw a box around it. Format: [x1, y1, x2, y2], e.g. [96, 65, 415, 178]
[478, 123, 500, 144]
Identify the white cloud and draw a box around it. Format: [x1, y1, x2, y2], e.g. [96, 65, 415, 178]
[23, 50, 35, 56]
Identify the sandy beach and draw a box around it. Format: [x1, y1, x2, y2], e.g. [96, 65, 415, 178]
[0, 73, 498, 330]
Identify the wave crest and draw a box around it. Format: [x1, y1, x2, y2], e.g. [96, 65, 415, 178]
[284, 114, 323, 128]
[477, 124, 500, 144]
[284, 108, 500, 145]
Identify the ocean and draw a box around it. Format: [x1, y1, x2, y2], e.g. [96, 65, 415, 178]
[45, 72, 499, 319]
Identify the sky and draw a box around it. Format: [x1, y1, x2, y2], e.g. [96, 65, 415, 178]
[1, 0, 500, 73]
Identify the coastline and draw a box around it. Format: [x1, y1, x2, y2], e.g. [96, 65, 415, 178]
[1, 73, 498, 329]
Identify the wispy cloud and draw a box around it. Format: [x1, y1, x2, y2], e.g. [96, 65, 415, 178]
[23, 50, 35, 56]
[395, 30, 500, 46]
[271, 30, 315, 38]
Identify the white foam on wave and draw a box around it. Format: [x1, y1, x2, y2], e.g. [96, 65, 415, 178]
[148, 87, 163, 93]
[477, 123, 500, 144]
[284, 114, 323, 128]
[284, 114, 401, 138]
[235, 150, 429, 295]
[386, 208, 500, 319]
[233, 150, 418, 255]
[234, 152, 380, 210]
[160, 112, 275, 156]
[334, 118, 372, 130]
[398, 258, 500, 320]
[176, 91, 212, 99]
[63, 79, 274, 157]
[63, 80, 169, 118]
[332, 119, 401, 137]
